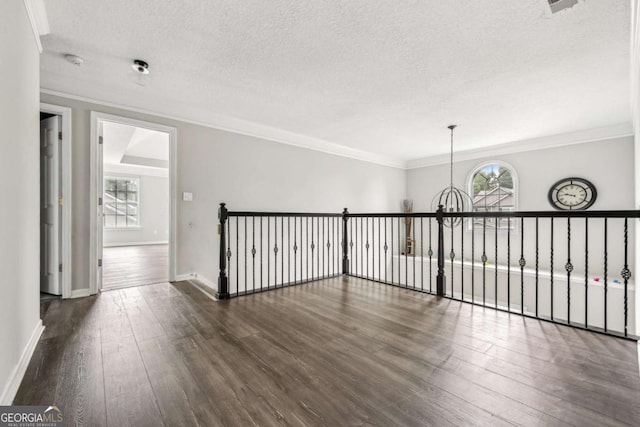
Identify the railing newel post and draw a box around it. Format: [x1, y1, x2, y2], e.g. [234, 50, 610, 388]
[216, 202, 231, 299]
[342, 208, 350, 275]
[436, 205, 445, 296]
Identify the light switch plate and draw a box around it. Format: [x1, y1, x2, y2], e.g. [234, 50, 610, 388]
[182, 192, 193, 202]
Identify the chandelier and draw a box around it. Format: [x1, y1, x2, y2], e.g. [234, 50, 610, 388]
[431, 125, 473, 227]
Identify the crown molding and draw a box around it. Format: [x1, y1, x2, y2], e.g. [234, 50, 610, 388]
[40, 88, 407, 169]
[406, 122, 634, 169]
[22, 0, 49, 53]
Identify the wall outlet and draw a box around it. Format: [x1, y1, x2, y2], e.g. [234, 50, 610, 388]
[182, 192, 193, 201]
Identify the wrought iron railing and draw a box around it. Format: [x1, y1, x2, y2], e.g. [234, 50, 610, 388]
[217, 203, 638, 339]
[216, 204, 343, 297]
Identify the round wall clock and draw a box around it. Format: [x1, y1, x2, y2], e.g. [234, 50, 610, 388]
[547, 177, 597, 211]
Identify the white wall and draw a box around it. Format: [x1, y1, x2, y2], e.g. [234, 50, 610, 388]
[408, 136, 634, 212]
[102, 170, 169, 246]
[40, 93, 406, 290]
[0, 0, 43, 404]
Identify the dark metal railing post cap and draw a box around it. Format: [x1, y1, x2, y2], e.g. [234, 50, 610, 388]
[219, 202, 228, 221]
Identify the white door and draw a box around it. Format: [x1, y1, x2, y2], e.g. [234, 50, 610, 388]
[40, 116, 61, 295]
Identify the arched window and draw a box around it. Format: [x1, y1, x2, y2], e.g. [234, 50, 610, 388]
[467, 161, 517, 229]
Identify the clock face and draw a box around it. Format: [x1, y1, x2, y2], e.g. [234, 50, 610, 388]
[548, 178, 597, 211]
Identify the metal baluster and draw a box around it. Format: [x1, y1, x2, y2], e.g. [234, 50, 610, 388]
[495, 215, 498, 308]
[305, 217, 308, 281]
[535, 217, 539, 317]
[378, 218, 382, 281]
[461, 216, 464, 300]
[252, 216, 255, 293]
[391, 217, 394, 285]
[244, 217, 247, 293]
[260, 217, 263, 292]
[603, 218, 607, 333]
[327, 217, 331, 278]
[311, 217, 315, 279]
[349, 218, 358, 276]
[507, 217, 511, 311]
[236, 216, 240, 293]
[421, 217, 424, 291]
[371, 217, 375, 280]
[429, 218, 433, 293]
[274, 217, 278, 287]
[384, 218, 388, 283]
[293, 217, 297, 284]
[404, 217, 410, 287]
[566, 217, 572, 324]
[520, 217, 525, 315]
[331, 217, 334, 276]
[354, 217, 358, 277]
[622, 217, 631, 337]
[366, 217, 369, 278]
[550, 218, 553, 321]
[267, 217, 271, 287]
[450, 221, 455, 298]
[398, 216, 402, 286]
[361, 217, 365, 278]
[287, 217, 291, 285]
[471, 218, 475, 303]
[322, 217, 325, 278]
[281, 216, 284, 286]
[336, 216, 339, 276]
[482, 216, 487, 305]
[584, 218, 588, 328]
[413, 217, 416, 289]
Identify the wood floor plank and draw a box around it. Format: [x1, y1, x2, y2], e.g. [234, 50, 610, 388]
[103, 244, 168, 290]
[14, 276, 640, 426]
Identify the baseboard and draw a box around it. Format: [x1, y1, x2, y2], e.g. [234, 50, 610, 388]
[0, 320, 45, 405]
[71, 289, 91, 298]
[194, 274, 217, 290]
[103, 241, 169, 248]
[175, 273, 218, 300]
[174, 274, 192, 282]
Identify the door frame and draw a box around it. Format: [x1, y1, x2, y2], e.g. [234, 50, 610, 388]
[90, 111, 177, 294]
[40, 103, 72, 299]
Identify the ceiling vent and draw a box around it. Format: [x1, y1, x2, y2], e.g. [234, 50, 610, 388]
[546, 0, 580, 14]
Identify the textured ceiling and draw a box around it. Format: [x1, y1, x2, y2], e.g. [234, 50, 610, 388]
[40, 0, 630, 165]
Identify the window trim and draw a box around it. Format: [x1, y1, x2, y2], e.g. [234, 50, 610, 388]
[466, 160, 518, 231]
[103, 175, 142, 230]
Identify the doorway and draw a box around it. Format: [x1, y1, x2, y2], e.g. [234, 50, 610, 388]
[39, 103, 72, 299]
[90, 113, 177, 293]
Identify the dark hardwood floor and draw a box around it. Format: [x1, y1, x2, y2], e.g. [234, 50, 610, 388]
[102, 244, 168, 290]
[15, 277, 640, 426]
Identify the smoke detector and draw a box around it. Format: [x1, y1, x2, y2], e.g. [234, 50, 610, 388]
[129, 59, 151, 86]
[64, 54, 84, 66]
[131, 59, 149, 74]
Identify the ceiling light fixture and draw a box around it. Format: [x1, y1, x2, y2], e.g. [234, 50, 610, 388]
[64, 54, 84, 66]
[431, 125, 473, 227]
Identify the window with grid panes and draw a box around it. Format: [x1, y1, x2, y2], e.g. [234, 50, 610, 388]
[104, 177, 140, 228]
[467, 162, 517, 230]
